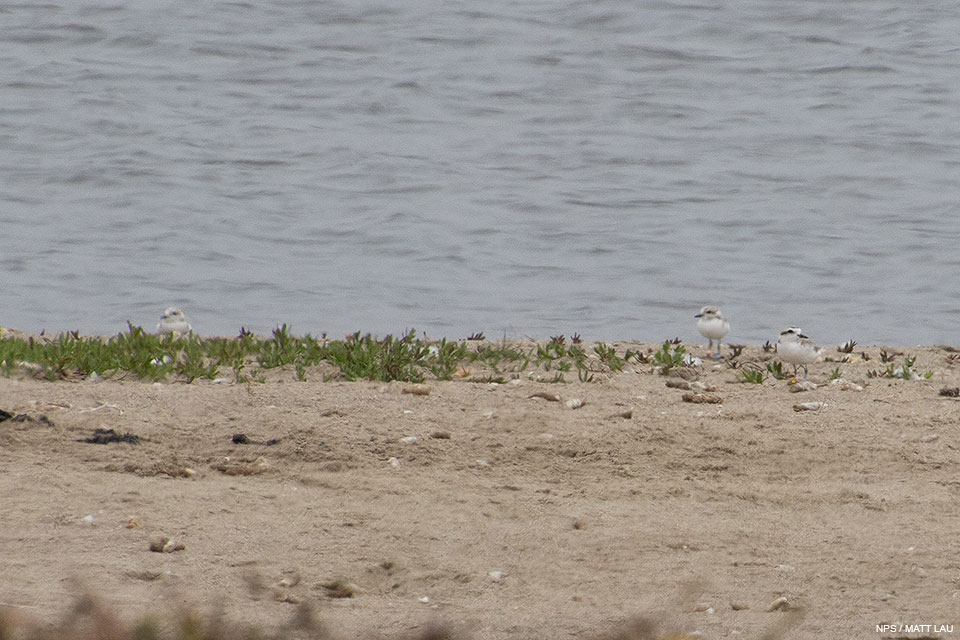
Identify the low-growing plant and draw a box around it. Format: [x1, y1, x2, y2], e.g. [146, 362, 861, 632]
[426, 338, 469, 380]
[323, 330, 427, 382]
[838, 340, 857, 354]
[593, 343, 625, 372]
[766, 361, 786, 380]
[867, 354, 933, 380]
[653, 341, 686, 372]
[624, 349, 649, 364]
[740, 368, 764, 384]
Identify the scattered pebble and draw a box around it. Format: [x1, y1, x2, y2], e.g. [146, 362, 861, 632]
[402, 385, 431, 396]
[81, 514, 95, 525]
[831, 378, 864, 391]
[681, 393, 722, 404]
[388, 457, 401, 467]
[665, 379, 692, 390]
[149, 537, 185, 553]
[793, 402, 826, 412]
[528, 391, 561, 402]
[731, 602, 749, 611]
[319, 580, 357, 598]
[565, 398, 585, 410]
[84, 372, 103, 383]
[920, 434, 939, 443]
[126, 516, 142, 529]
[400, 436, 418, 444]
[940, 387, 960, 397]
[430, 431, 451, 439]
[418, 596, 430, 604]
[488, 570, 504, 581]
[787, 380, 818, 392]
[274, 592, 301, 604]
[766, 596, 789, 612]
[278, 573, 301, 588]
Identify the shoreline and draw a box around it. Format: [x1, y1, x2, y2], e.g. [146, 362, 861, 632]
[1, 339, 958, 639]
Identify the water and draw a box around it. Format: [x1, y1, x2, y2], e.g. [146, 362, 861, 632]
[2, 1, 959, 345]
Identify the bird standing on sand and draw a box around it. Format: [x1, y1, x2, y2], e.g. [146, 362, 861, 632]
[157, 307, 191, 335]
[777, 327, 823, 379]
[695, 306, 730, 357]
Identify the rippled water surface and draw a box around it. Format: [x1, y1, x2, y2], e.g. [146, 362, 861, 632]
[3, 1, 959, 344]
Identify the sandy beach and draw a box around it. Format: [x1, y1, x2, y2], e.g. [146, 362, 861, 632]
[2, 340, 959, 639]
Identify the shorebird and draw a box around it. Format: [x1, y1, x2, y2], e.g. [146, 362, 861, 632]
[777, 327, 823, 378]
[157, 307, 191, 335]
[695, 306, 730, 357]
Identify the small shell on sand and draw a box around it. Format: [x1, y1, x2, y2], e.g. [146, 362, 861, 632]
[319, 580, 357, 598]
[149, 537, 185, 553]
[528, 391, 561, 402]
[681, 393, 722, 404]
[402, 385, 431, 396]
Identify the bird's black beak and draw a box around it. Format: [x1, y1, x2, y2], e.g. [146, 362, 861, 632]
[694, 313, 702, 318]
[798, 333, 809, 339]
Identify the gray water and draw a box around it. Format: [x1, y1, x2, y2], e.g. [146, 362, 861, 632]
[3, 1, 959, 345]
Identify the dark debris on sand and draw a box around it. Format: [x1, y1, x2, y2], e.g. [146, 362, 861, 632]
[0, 409, 55, 427]
[82, 428, 140, 445]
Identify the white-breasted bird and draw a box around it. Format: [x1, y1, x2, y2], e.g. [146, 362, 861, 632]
[695, 306, 730, 356]
[777, 326, 823, 378]
[157, 307, 191, 335]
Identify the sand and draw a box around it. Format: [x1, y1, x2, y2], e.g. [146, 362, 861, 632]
[1, 341, 959, 639]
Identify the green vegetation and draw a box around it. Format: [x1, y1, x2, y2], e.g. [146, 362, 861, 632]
[766, 361, 786, 380]
[0, 327, 639, 385]
[652, 341, 687, 373]
[867, 354, 933, 381]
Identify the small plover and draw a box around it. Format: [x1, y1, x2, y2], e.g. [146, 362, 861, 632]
[695, 306, 730, 356]
[777, 327, 822, 378]
[157, 307, 191, 335]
